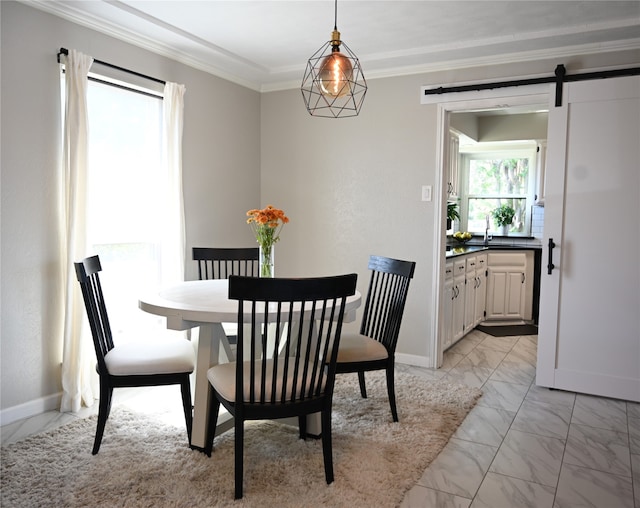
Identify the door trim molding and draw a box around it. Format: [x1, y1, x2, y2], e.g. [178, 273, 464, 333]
[431, 86, 550, 368]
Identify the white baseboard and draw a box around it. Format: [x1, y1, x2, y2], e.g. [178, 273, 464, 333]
[395, 353, 433, 369]
[0, 392, 62, 426]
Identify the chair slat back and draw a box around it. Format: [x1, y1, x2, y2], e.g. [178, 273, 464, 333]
[229, 274, 357, 406]
[193, 247, 259, 280]
[74, 255, 114, 376]
[360, 255, 416, 353]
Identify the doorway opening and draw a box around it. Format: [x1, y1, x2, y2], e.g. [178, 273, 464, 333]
[430, 88, 550, 369]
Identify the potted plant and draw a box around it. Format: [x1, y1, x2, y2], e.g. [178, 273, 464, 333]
[491, 204, 515, 235]
[446, 202, 460, 230]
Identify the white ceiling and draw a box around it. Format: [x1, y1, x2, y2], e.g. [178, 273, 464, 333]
[27, 0, 640, 92]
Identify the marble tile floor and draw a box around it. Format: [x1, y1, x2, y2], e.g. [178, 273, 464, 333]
[2, 329, 639, 508]
[400, 330, 640, 508]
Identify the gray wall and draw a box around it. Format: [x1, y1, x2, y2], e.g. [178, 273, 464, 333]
[451, 112, 549, 142]
[260, 75, 439, 361]
[259, 52, 640, 363]
[0, 2, 260, 415]
[478, 113, 549, 142]
[2, 0, 639, 419]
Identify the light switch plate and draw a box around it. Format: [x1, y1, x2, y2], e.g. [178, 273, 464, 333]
[421, 185, 432, 202]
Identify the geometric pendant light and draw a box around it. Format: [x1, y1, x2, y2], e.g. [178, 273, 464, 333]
[301, 0, 367, 118]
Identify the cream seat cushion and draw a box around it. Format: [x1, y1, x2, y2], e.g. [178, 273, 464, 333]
[105, 338, 195, 376]
[208, 359, 325, 402]
[336, 333, 388, 363]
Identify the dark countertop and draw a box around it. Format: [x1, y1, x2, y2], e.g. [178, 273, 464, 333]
[445, 239, 542, 258]
[446, 245, 489, 258]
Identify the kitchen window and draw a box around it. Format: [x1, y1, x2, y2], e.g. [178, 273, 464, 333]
[458, 142, 537, 235]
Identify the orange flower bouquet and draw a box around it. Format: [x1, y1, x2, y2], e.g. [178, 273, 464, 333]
[246, 205, 289, 277]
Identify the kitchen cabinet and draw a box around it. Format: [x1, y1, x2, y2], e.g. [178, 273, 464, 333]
[485, 251, 533, 321]
[486, 267, 525, 319]
[442, 262, 454, 350]
[442, 248, 534, 351]
[473, 254, 487, 326]
[451, 259, 466, 343]
[442, 252, 487, 350]
[463, 256, 477, 332]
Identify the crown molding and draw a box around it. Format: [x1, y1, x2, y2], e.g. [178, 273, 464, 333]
[24, 0, 640, 94]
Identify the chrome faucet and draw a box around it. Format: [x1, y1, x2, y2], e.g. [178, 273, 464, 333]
[483, 215, 491, 246]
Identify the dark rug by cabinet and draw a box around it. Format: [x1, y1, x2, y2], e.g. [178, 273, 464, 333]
[476, 324, 538, 337]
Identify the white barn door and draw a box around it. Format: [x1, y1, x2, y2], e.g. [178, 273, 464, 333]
[536, 75, 640, 402]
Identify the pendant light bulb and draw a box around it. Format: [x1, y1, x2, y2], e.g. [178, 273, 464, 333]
[300, 3, 367, 118]
[318, 30, 353, 98]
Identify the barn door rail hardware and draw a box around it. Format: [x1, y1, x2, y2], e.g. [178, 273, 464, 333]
[423, 64, 640, 107]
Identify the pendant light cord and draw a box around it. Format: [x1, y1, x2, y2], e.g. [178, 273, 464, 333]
[334, 0, 338, 30]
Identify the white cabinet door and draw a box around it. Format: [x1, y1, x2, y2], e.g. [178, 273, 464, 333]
[463, 257, 476, 333]
[442, 263, 454, 350]
[504, 271, 525, 318]
[486, 252, 529, 320]
[452, 260, 466, 342]
[485, 268, 507, 319]
[537, 76, 640, 402]
[474, 255, 487, 326]
[486, 266, 525, 320]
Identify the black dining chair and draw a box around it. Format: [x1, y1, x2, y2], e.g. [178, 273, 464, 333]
[334, 255, 416, 422]
[205, 273, 358, 499]
[74, 255, 195, 454]
[192, 247, 260, 347]
[192, 247, 259, 280]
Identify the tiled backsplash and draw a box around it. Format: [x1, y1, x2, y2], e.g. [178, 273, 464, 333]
[531, 205, 544, 239]
[483, 236, 542, 247]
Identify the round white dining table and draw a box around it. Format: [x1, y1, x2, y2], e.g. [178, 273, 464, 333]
[139, 279, 361, 450]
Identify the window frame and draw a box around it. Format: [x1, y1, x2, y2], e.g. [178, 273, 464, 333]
[61, 66, 177, 342]
[458, 141, 538, 236]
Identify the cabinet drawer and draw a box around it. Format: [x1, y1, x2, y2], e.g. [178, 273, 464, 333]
[487, 252, 526, 267]
[454, 260, 466, 277]
[466, 256, 477, 273]
[445, 262, 453, 280]
[476, 254, 487, 271]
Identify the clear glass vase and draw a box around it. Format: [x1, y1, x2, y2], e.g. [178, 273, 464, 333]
[259, 244, 274, 278]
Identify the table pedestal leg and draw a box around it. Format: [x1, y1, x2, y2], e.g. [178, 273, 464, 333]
[190, 323, 225, 450]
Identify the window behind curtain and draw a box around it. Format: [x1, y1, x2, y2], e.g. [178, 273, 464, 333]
[85, 78, 171, 342]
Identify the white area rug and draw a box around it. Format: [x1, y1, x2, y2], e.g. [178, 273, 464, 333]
[1, 371, 480, 507]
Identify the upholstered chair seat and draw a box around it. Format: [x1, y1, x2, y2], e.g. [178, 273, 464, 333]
[208, 359, 326, 402]
[104, 339, 195, 376]
[335, 333, 389, 363]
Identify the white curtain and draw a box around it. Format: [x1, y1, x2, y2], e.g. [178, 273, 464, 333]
[60, 50, 95, 412]
[59, 54, 187, 411]
[161, 82, 187, 285]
